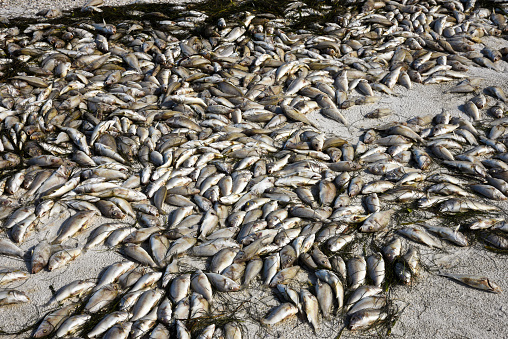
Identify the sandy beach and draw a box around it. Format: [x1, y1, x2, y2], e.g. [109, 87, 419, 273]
[0, 0, 507, 338]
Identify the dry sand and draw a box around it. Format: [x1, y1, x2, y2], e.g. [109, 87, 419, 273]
[0, 1, 507, 338]
[0, 0, 200, 19]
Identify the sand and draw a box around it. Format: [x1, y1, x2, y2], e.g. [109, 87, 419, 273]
[0, 1, 507, 338]
[0, 0, 201, 20]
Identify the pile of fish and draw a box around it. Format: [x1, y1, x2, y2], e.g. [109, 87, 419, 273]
[0, 0, 507, 337]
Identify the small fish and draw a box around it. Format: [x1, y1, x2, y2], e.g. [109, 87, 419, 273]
[300, 289, 320, 331]
[0, 289, 29, 306]
[348, 308, 387, 331]
[261, 303, 299, 325]
[440, 272, 502, 293]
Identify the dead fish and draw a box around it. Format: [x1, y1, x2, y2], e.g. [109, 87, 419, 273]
[300, 289, 320, 332]
[348, 308, 387, 331]
[440, 272, 502, 293]
[261, 302, 299, 325]
[0, 289, 29, 306]
[365, 108, 392, 119]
